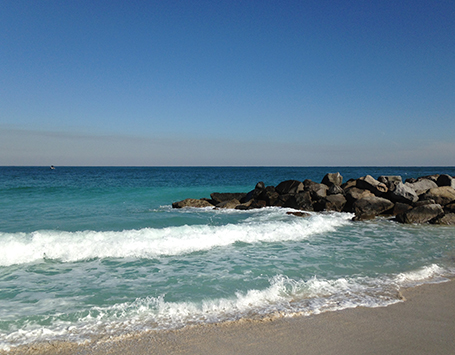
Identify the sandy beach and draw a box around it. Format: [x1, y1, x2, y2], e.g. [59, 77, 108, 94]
[5, 278, 455, 355]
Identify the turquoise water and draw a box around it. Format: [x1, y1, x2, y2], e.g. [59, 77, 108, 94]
[1, 167, 455, 350]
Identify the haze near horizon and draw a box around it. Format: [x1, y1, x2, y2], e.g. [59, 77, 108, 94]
[1, 1, 454, 166]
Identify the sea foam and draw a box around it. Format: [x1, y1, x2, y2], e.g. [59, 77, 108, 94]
[0, 210, 351, 266]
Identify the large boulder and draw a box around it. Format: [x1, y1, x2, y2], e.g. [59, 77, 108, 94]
[257, 186, 280, 206]
[378, 176, 402, 191]
[275, 180, 304, 195]
[327, 185, 344, 195]
[315, 194, 347, 212]
[216, 199, 241, 209]
[353, 196, 394, 220]
[211, 192, 246, 204]
[356, 175, 388, 196]
[240, 182, 265, 203]
[281, 191, 314, 211]
[343, 187, 374, 212]
[392, 202, 413, 216]
[321, 173, 343, 187]
[437, 174, 455, 188]
[405, 179, 438, 195]
[431, 213, 455, 225]
[396, 204, 444, 224]
[420, 186, 455, 206]
[387, 182, 419, 204]
[172, 198, 214, 208]
[304, 180, 328, 200]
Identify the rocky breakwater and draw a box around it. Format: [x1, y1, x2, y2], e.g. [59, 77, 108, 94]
[172, 173, 455, 225]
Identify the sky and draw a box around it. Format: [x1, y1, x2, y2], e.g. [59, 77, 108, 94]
[1, 0, 454, 166]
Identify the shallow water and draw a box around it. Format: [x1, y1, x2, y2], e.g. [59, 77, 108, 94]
[1, 166, 455, 350]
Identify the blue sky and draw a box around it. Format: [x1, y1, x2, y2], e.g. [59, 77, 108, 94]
[1, 0, 454, 166]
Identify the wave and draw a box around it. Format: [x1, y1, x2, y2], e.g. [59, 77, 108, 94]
[0, 211, 352, 266]
[1, 263, 450, 351]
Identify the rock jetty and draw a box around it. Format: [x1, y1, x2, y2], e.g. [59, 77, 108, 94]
[172, 173, 455, 225]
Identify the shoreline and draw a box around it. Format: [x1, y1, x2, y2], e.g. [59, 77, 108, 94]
[5, 278, 455, 355]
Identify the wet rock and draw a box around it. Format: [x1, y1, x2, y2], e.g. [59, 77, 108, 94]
[353, 196, 394, 220]
[431, 213, 455, 225]
[216, 199, 241, 209]
[246, 199, 267, 209]
[396, 204, 444, 224]
[172, 198, 214, 208]
[286, 211, 311, 217]
[281, 191, 313, 211]
[392, 202, 413, 216]
[344, 187, 374, 212]
[315, 194, 347, 212]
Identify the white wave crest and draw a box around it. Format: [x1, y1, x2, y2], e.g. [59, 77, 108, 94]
[0, 212, 351, 266]
[0, 272, 402, 351]
[394, 264, 447, 285]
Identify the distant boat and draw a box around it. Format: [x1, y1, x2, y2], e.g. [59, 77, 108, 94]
[50, 165, 55, 170]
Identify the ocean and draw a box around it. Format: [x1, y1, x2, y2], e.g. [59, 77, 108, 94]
[1, 166, 455, 351]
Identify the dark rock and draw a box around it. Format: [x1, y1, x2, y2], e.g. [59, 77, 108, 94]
[255, 181, 265, 190]
[240, 183, 265, 203]
[396, 204, 444, 224]
[327, 185, 344, 195]
[437, 174, 455, 188]
[393, 202, 413, 216]
[257, 186, 280, 206]
[444, 203, 455, 213]
[235, 204, 250, 210]
[275, 180, 304, 195]
[420, 186, 455, 206]
[211, 192, 247, 204]
[321, 173, 343, 187]
[304, 181, 328, 200]
[247, 200, 267, 209]
[353, 196, 394, 220]
[431, 213, 455, 225]
[344, 187, 374, 212]
[405, 179, 438, 195]
[356, 175, 388, 196]
[386, 182, 418, 204]
[286, 211, 311, 217]
[315, 194, 347, 212]
[172, 198, 215, 208]
[281, 191, 313, 211]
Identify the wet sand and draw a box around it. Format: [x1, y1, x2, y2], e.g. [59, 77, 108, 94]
[5, 279, 455, 355]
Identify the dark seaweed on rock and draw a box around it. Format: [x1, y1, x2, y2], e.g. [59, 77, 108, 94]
[172, 173, 455, 225]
